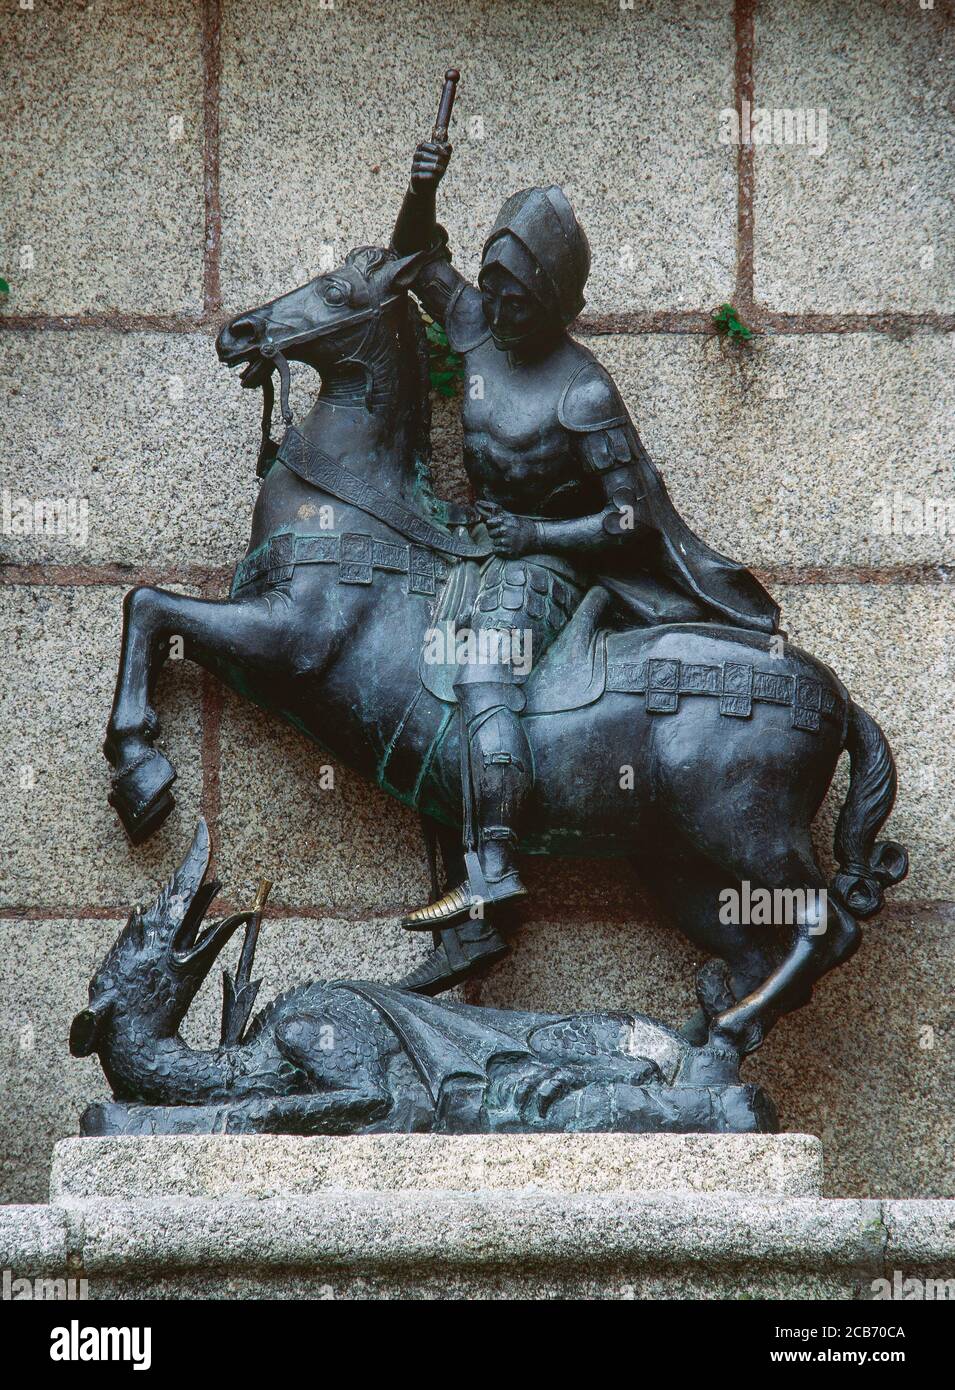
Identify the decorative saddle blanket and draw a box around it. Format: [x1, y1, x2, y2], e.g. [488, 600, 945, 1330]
[418, 561, 842, 732]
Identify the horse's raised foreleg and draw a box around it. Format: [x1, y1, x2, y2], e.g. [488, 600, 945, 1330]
[105, 584, 302, 842]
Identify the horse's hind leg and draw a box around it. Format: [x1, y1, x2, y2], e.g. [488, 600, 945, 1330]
[634, 833, 783, 1044]
[706, 837, 861, 1055]
[105, 584, 296, 842]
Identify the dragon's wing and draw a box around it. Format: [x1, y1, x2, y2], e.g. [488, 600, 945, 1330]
[338, 982, 534, 1102]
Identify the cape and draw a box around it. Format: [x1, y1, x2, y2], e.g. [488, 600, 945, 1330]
[599, 437, 780, 634]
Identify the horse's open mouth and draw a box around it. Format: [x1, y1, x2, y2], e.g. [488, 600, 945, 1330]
[218, 343, 273, 390]
[235, 357, 271, 390]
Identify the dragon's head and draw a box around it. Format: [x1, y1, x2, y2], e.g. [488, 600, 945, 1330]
[70, 820, 245, 1059]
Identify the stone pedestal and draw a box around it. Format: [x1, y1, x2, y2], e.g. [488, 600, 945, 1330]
[1, 1134, 945, 1300]
[51, 1132, 823, 1201]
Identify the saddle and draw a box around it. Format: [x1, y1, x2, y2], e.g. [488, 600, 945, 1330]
[418, 560, 611, 715]
[417, 562, 842, 732]
[383, 564, 841, 807]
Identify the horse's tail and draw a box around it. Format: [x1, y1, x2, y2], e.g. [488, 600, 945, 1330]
[830, 699, 909, 917]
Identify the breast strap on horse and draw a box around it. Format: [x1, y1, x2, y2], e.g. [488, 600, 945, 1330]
[274, 424, 492, 562]
[231, 529, 452, 598]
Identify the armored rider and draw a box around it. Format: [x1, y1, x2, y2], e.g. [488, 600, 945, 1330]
[393, 138, 779, 934]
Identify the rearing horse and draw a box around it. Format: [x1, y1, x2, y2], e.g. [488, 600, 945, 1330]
[103, 243, 908, 1057]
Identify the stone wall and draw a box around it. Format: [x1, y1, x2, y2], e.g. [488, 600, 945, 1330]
[1, 0, 952, 1204]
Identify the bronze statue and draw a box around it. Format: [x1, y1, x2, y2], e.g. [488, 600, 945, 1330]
[99, 70, 908, 1080]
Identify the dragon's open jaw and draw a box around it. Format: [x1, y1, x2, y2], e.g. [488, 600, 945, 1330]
[171, 906, 244, 972]
[70, 821, 252, 1058]
[164, 822, 248, 974]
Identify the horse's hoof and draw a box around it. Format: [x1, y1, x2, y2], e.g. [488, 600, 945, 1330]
[708, 1007, 764, 1058]
[108, 749, 177, 845]
[396, 926, 509, 996]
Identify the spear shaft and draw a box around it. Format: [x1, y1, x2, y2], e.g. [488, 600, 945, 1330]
[431, 68, 460, 143]
[236, 877, 272, 990]
[220, 877, 272, 1047]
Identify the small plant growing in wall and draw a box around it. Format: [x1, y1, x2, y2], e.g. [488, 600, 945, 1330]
[712, 303, 754, 343]
[421, 311, 464, 397]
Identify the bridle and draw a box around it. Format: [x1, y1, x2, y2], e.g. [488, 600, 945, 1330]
[252, 291, 407, 478]
[243, 269, 492, 564]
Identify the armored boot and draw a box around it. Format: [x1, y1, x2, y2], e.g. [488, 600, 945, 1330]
[402, 678, 530, 930]
[468, 702, 529, 904]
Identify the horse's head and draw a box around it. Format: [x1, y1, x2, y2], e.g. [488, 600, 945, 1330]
[216, 245, 430, 394]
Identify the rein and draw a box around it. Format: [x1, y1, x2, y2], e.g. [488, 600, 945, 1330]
[274, 426, 492, 561]
[255, 350, 292, 478]
[253, 290, 405, 477]
[250, 281, 491, 561]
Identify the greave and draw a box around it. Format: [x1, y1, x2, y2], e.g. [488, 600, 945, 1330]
[457, 681, 531, 900]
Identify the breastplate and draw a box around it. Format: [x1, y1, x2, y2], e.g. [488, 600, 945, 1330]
[460, 339, 593, 517]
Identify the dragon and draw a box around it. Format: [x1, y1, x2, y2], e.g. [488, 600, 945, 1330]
[71, 821, 777, 1136]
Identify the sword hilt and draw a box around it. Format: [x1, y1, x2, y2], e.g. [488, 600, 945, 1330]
[431, 68, 460, 143]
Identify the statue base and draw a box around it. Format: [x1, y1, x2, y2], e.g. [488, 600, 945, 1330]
[53, 1132, 821, 1201]
[21, 1137, 950, 1300]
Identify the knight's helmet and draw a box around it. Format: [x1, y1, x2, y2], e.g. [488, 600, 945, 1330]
[480, 186, 591, 326]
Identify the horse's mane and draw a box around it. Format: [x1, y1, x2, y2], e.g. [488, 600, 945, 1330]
[345, 245, 441, 522]
[400, 295, 434, 485]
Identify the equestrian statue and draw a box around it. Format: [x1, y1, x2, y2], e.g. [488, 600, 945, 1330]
[98, 71, 908, 1093]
